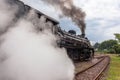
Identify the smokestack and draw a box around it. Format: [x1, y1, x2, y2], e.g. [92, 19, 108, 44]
[79, 20, 86, 37]
[41, 0, 86, 35]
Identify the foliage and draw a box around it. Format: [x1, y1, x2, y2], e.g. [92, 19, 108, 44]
[95, 33, 120, 54]
[93, 42, 100, 50]
[98, 39, 117, 53]
[114, 33, 120, 42]
[113, 44, 120, 54]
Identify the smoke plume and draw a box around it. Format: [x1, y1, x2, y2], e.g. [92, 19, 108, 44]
[41, 0, 86, 35]
[0, 0, 75, 80]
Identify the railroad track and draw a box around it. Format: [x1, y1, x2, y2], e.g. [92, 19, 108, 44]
[75, 56, 110, 80]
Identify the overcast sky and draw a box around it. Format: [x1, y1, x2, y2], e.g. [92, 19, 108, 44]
[21, 0, 120, 43]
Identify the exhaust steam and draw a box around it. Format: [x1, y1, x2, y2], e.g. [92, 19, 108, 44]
[0, 0, 75, 80]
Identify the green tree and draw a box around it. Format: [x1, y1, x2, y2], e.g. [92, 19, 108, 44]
[93, 42, 100, 51]
[114, 33, 120, 42]
[98, 39, 118, 53]
[114, 33, 120, 54]
[113, 44, 120, 54]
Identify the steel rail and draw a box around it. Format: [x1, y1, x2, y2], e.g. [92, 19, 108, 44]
[75, 56, 105, 79]
[93, 56, 110, 80]
[75, 56, 110, 80]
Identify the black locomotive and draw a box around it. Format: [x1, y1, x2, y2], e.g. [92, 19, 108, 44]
[8, 0, 94, 61]
[56, 27, 94, 61]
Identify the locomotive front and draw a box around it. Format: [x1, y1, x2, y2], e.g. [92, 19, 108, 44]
[57, 27, 94, 61]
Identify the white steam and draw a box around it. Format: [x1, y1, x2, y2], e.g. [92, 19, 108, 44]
[0, 0, 18, 34]
[0, 0, 75, 80]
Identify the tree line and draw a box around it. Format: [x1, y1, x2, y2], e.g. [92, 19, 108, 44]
[93, 33, 120, 54]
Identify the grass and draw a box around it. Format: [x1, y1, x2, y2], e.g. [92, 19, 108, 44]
[107, 54, 120, 80]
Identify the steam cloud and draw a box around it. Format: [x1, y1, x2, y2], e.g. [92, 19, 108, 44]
[41, 0, 86, 35]
[0, 0, 17, 35]
[0, 0, 75, 80]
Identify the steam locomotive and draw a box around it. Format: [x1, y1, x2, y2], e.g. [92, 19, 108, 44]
[35, 11, 94, 61]
[56, 27, 94, 61]
[10, 0, 94, 61]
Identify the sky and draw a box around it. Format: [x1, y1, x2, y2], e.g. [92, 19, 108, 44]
[21, 0, 120, 43]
